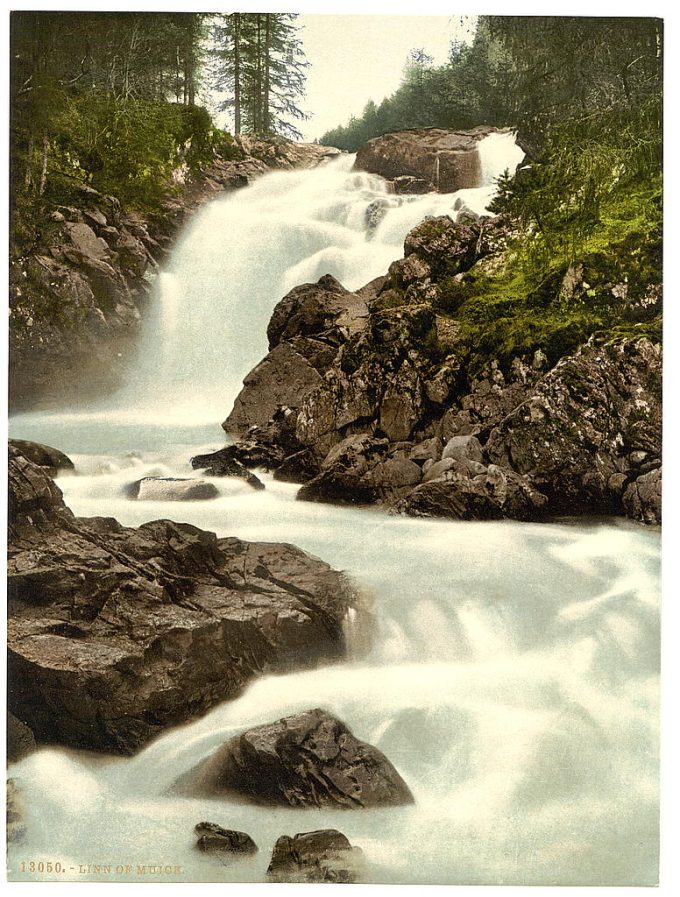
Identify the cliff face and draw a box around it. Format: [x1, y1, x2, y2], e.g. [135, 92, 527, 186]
[220, 213, 661, 526]
[9, 138, 338, 410]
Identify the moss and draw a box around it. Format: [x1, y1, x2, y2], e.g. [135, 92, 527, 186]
[429, 177, 661, 375]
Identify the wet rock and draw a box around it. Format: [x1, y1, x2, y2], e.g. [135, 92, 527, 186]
[297, 434, 389, 504]
[8, 453, 358, 754]
[485, 338, 662, 514]
[127, 477, 220, 501]
[194, 822, 258, 855]
[355, 126, 501, 192]
[8, 712, 37, 763]
[9, 439, 74, 477]
[182, 708, 413, 808]
[367, 457, 422, 497]
[190, 448, 266, 489]
[397, 463, 547, 521]
[267, 830, 362, 883]
[267, 274, 368, 350]
[623, 468, 662, 525]
[273, 448, 321, 483]
[224, 342, 324, 436]
[391, 175, 432, 194]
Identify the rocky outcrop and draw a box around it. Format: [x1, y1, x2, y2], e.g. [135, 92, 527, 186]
[220, 212, 661, 525]
[10, 140, 339, 410]
[267, 830, 362, 883]
[194, 822, 258, 856]
[354, 126, 508, 192]
[7, 713, 37, 764]
[8, 439, 74, 477]
[7, 445, 358, 754]
[179, 708, 413, 808]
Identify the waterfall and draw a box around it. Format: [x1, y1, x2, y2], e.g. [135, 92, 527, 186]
[7, 130, 658, 886]
[107, 132, 526, 426]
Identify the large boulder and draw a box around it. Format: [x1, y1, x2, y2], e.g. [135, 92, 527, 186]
[354, 126, 501, 192]
[180, 708, 413, 808]
[267, 274, 368, 350]
[127, 477, 220, 501]
[623, 467, 662, 525]
[267, 830, 362, 883]
[223, 342, 324, 436]
[8, 439, 74, 477]
[194, 822, 258, 856]
[296, 434, 389, 505]
[7, 452, 358, 754]
[485, 338, 662, 513]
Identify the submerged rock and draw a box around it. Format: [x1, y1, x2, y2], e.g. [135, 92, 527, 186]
[180, 708, 414, 808]
[267, 830, 362, 883]
[7, 448, 358, 754]
[194, 822, 258, 855]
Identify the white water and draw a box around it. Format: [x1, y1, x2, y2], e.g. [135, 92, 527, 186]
[7, 133, 659, 885]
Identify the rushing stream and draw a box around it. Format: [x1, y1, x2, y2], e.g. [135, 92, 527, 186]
[7, 134, 659, 885]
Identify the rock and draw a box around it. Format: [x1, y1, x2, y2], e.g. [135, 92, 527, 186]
[623, 468, 662, 525]
[391, 175, 432, 194]
[355, 126, 502, 192]
[7, 780, 26, 844]
[194, 822, 258, 855]
[366, 458, 422, 496]
[8, 712, 37, 763]
[224, 342, 324, 436]
[181, 708, 413, 808]
[441, 434, 484, 463]
[9, 439, 75, 477]
[267, 274, 368, 350]
[273, 448, 321, 483]
[127, 477, 220, 501]
[297, 435, 389, 505]
[65, 221, 110, 261]
[190, 448, 266, 489]
[267, 830, 362, 883]
[8, 453, 358, 754]
[397, 463, 547, 521]
[8, 443, 67, 537]
[485, 338, 662, 514]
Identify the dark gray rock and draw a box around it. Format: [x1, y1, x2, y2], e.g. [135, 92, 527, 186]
[190, 448, 266, 489]
[7, 780, 26, 844]
[181, 708, 413, 809]
[267, 830, 362, 883]
[224, 342, 325, 436]
[297, 435, 389, 505]
[8, 439, 74, 477]
[8, 712, 37, 763]
[194, 822, 258, 855]
[8, 453, 358, 755]
[623, 468, 662, 525]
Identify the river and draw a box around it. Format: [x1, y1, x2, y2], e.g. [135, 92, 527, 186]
[7, 134, 660, 885]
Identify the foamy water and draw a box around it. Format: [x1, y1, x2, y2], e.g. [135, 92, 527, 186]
[7, 134, 659, 885]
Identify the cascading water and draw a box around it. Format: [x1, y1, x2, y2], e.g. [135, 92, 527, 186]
[7, 132, 658, 885]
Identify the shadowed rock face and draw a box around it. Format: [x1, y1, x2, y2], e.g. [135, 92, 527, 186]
[178, 708, 414, 809]
[267, 829, 362, 883]
[7, 446, 358, 754]
[354, 126, 503, 192]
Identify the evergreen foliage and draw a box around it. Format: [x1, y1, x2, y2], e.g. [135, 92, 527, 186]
[211, 13, 309, 140]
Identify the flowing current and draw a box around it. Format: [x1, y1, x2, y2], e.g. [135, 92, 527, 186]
[8, 134, 659, 885]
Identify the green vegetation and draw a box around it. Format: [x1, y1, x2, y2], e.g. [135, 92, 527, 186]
[325, 16, 662, 371]
[10, 11, 309, 234]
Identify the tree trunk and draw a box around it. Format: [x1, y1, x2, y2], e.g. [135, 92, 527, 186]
[263, 14, 271, 134]
[39, 133, 49, 195]
[24, 134, 34, 193]
[234, 14, 241, 135]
